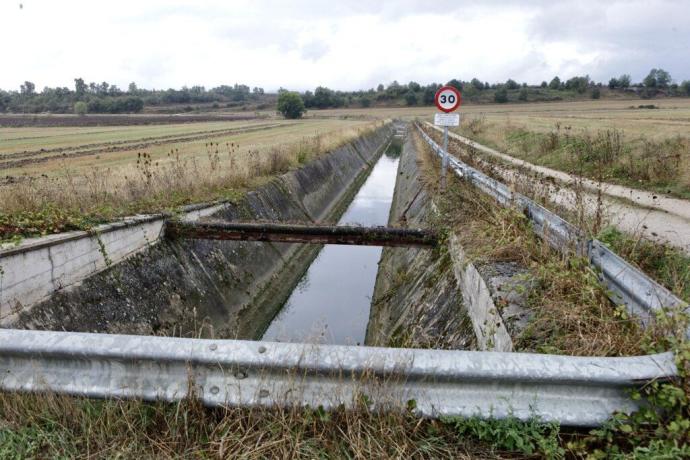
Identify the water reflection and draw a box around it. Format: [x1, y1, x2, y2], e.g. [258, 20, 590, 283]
[261, 152, 400, 345]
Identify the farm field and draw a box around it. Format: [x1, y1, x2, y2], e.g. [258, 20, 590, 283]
[0, 116, 384, 242]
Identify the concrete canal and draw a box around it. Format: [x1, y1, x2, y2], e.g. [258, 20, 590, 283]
[262, 147, 401, 345]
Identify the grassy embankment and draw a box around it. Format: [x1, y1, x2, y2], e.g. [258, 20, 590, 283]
[449, 99, 690, 199]
[413, 128, 690, 457]
[416, 100, 690, 309]
[0, 118, 385, 243]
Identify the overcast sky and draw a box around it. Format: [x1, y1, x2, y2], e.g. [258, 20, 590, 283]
[1, 0, 689, 92]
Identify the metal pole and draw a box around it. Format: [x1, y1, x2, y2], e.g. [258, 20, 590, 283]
[441, 125, 449, 191]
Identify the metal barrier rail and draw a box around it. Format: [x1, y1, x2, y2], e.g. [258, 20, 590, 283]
[0, 328, 677, 427]
[416, 123, 688, 329]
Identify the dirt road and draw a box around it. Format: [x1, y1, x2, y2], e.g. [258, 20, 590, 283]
[425, 123, 690, 254]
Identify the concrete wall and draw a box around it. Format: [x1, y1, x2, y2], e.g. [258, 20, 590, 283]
[365, 132, 475, 349]
[1, 125, 392, 338]
[366, 127, 530, 351]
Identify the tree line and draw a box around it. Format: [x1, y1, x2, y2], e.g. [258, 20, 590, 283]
[0, 79, 266, 114]
[3, 68, 690, 115]
[292, 68, 690, 110]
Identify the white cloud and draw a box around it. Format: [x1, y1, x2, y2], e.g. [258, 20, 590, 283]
[1, 0, 688, 92]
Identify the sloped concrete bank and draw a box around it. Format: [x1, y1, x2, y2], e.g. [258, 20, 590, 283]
[0, 124, 393, 338]
[365, 134, 475, 349]
[366, 130, 530, 351]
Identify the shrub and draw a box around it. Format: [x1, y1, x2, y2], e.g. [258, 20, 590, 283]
[494, 87, 508, 103]
[276, 91, 306, 119]
[548, 76, 561, 90]
[73, 101, 87, 116]
[404, 90, 418, 106]
[518, 88, 528, 101]
[591, 87, 601, 99]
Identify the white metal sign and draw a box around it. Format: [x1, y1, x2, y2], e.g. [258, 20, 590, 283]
[434, 113, 460, 127]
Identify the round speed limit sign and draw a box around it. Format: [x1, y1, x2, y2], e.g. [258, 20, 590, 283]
[434, 86, 462, 113]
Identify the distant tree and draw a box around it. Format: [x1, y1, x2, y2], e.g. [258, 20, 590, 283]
[494, 87, 508, 103]
[408, 81, 421, 92]
[591, 87, 601, 99]
[446, 79, 463, 91]
[644, 68, 671, 89]
[505, 79, 519, 90]
[540, 81, 548, 88]
[422, 87, 435, 105]
[128, 82, 138, 94]
[404, 90, 418, 106]
[386, 81, 404, 97]
[470, 78, 484, 90]
[74, 101, 87, 115]
[608, 78, 619, 89]
[656, 69, 672, 88]
[360, 96, 371, 108]
[313, 86, 336, 108]
[548, 76, 561, 90]
[376, 83, 384, 92]
[277, 91, 305, 119]
[618, 74, 631, 88]
[643, 69, 670, 88]
[643, 69, 658, 88]
[518, 87, 528, 101]
[565, 75, 590, 93]
[680, 80, 690, 96]
[20, 81, 35, 95]
[74, 78, 87, 96]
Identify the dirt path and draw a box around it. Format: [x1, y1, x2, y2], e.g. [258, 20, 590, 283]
[426, 122, 690, 221]
[424, 123, 690, 255]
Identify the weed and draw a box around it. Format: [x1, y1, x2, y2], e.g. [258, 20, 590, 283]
[442, 415, 564, 459]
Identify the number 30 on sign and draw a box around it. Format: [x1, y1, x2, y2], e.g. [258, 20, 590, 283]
[434, 86, 462, 113]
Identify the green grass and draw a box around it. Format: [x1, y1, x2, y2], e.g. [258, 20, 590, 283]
[598, 226, 690, 303]
[0, 392, 563, 459]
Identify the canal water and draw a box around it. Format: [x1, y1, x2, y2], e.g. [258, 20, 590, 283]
[262, 148, 400, 345]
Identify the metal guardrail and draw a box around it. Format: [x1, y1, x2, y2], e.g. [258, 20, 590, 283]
[0, 328, 677, 427]
[416, 123, 688, 328]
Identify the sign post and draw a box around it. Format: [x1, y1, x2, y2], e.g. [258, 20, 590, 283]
[433, 86, 462, 191]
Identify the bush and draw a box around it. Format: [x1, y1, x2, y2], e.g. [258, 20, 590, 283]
[404, 90, 418, 106]
[494, 87, 508, 103]
[518, 88, 528, 101]
[277, 91, 306, 119]
[73, 101, 87, 116]
[681, 81, 690, 96]
[548, 76, 561, 90]
[591, 87, 601, 99]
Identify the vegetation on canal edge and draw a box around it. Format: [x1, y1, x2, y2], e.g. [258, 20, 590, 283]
[0, 120, 387, 244]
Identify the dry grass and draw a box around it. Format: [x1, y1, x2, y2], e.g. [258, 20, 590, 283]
[412, 130, 645, 356]
[0, 391, 520, 459]
[0, 120, 388, 242]
[452, 102, 690, 198]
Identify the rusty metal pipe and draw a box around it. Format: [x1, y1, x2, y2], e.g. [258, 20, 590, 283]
[166, 220, 437, 247]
